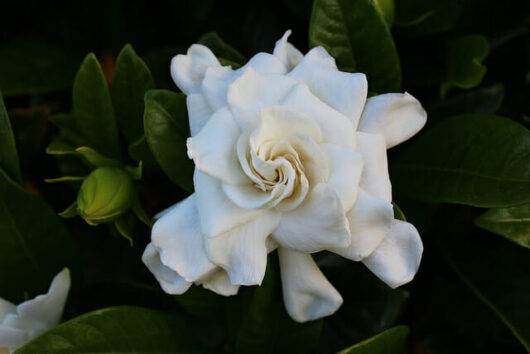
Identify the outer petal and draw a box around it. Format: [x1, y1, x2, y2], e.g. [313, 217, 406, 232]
[332, 190, 394, 261]
[363, 219, 423, 288]
[187, 108, 247, 185]
[281, 84, 356, 148]
[171, 44, 221, 95]
[278, 248, 343, 323]
[187, 94, 213, 137]
[199, 269, 240, 296]
[194, 171, 265, 237]
[227, 68, 298, 132]
[205, 211, 281, 286]
[201, 66, 234, 112]
[358, 92, 427, 149]
[151, 195, 216, 282]
[356, 132, 392, 202]
[288, 47, 368, 127]
[322, 144, 363, 211]
[240, 52, 287, 74]
[273, 184, 350, 253]
[0, 299, 15, 322]
[142, 243, 192, 295]
[16, 268, 70, 327]
[0, 325, 29, 350]
[273, 30, 303, 70]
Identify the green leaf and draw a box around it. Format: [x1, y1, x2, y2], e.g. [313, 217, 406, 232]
[309, 0, 401, 93]
[392, 202, 407, 221]
[15, 306, 201, 353]
[0, 168, 80, 303]
[316, 259, 409, 350]
[111, 44, 155, 143]
[373, 0, 395, 27]
[337, 326, 409, 354]
[128, 135, 159, 172]
[73, 53, 121, 160]
[430, 83, 504, 120]
[144, 90, 194, 192]
[394, 0, 462, 37]
[0, 38, 81, 96]
[392, 114, 530, 207]
[441, 35, 489, 98]
[235, 254, 323, 353]
[442, 237, 530, 351]
[0, 93, 22, 184]
[74, 146, 122, 168]
[475, 204, 530, 249]
[198, 31, 246, 65]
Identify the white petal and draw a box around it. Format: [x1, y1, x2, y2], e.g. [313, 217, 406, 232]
[171, 44, 222, 95]
[142, 243, 192, 295]
[16, 268, 70, 327]
[227, 68, 298, 132]
[187, 108, 247, 185]
[356, 132, 392, 202]
[332, 190, 394, 261]
[187, 94, 213, 137]
[0, 325, 29, 350]
[239, 52, 287, 74]
[250, 106, 322, 148]
[281, 84, 356, 148]
[205, 211, 281, 286]
[0, 299, 15, 322]
[194, 171, 265, 237]
[151, 195, 216, 282]
[323, 144, 363, 211]
[199, 269, 239, 296]
[363, 219, 423, 288]
[273, 30, 303, 70]
[289, 47, 368, 127]
[201, 66, 234, 112]
[273, 184, 350, 253]
[359, 92, 427, 149]
[278, 248, 342, 322]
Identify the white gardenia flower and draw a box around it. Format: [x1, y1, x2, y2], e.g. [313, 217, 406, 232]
[143, 31, 426, 322]
[0, 269, 70, 352]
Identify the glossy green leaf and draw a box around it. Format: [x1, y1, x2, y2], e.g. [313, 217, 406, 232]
[0, 38, 81, 96]
[309, 0, 401, 93]
[198, 31, 246, 65]
[337, 326, 409, 354]
[0, 93, 22, 184]
[394, 0, 462, 37]
[392, 114, 530, 207]
[441, 35, 489, 98]
[73, 53, 121, 160]
[442, 237, 530, 351]
[0, 168, 80, 303]
[16, 306, 201, 353]
[235, 254, 323, 353]
[111, 44, 155, 143]
[475, 204, 530, 249]
[144, 90, 194, 192]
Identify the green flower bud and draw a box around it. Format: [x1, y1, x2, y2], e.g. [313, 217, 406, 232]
[77, 167, 135, 225]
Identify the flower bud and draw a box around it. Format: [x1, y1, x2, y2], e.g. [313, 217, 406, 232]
[77, 167, 135, 225]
